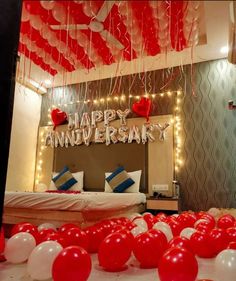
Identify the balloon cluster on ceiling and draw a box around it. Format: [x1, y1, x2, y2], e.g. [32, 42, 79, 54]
[19, 0, 201, 76]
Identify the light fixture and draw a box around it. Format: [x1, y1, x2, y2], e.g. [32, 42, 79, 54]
[220, 46, 229, 54]
[44, 79, 52, 86]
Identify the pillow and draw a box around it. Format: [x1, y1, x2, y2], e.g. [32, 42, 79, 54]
[49, 170, 84, 192]
[105, 170, 142, 193]
[52, 166, 77, 191]
[105, 166, 135, 193]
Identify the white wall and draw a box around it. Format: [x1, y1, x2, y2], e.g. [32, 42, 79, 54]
[6, 83, 42, 191]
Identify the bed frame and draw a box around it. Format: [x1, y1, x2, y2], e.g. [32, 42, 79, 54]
[3, 204, 145, 229]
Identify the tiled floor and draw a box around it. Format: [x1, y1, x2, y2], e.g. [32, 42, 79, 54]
[0, 254, 216, 281]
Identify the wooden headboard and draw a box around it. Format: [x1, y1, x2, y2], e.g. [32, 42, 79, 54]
[37, 115, 173, 196]
[53, 142, 148, 193]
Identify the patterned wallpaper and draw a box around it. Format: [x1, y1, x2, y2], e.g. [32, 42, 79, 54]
[41, 59, 236, 211]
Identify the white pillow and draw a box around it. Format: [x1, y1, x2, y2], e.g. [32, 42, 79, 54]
[104, 170, 142, 193]
[49, 171, 84, 192]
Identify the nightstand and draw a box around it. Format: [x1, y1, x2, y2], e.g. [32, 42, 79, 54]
[146, 197, 179, 213]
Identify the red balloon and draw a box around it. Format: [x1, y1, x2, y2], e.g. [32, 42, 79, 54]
[110, 225, 126, 234]
[217, 215, 235, 229]
[126, 221, 136, 231]
[132, 97, 152, 121]
[98, 232, 132, 272]
[85, 226, 104, 253]
[143, 213, 155, 229]
[226, 227, 236, 243]
[0, 228, 5, 253]
[195, 223, 213, 234]
[148, 229, 168, 248]
[37, 228, 57, 245]
[168, 236, 193, 253]
[133, 231, 166, 268]
[228, 241, 236, 250]
[190, 231, 215, 258]
[11, 222, 38, 241]
[52, 246, 91, 281]
[97, 220, 116, 238]
[208, 228, 229, 255]
[158, 247, 198, 281]
[201, 214, 216, 228]
[51, 108, 67, 129]
[177, 213, 197, 228]
[58, 223, 79, 233]
[195, 211, 207, 220]
[168, 220, 183, 236]
[63, 227, 88, 251]
[155, 213, 167, 221]
[45, 232, 67, 248]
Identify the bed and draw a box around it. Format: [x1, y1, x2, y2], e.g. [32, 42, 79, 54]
[3, 191, 146, 228]
[3, 142, 149, 229]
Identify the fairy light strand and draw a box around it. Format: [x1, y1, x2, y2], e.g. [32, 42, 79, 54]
[36, 90, 183, 187]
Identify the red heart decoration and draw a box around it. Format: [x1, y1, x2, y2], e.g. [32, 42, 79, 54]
[51, 108, 67, 129]
[132, 97, 152, 121]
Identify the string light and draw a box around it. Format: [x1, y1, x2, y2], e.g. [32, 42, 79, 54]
[43, 90, 183, 182]
[34, 126, 50, 190]
[174, 91, 183, 173]
[47, 91, 181, 110]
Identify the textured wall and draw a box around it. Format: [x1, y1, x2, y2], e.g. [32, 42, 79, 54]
[41, 59, 236, 211]
[179, 59, 236, 211]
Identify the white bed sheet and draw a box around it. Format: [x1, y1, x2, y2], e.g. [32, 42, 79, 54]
[4, 191, 146, 212]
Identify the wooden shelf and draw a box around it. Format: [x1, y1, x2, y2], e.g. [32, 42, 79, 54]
[146, 197, 179, 211]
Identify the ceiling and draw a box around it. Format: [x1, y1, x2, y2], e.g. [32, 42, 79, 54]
[17, 1, 230, 90]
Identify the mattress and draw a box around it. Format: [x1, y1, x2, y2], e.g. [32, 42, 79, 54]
[4, 191, 146, 212]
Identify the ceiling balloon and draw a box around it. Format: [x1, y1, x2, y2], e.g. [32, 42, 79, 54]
[18, 0, 202, 75]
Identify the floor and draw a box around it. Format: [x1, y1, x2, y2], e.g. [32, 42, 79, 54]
[0, 254, 216, 281]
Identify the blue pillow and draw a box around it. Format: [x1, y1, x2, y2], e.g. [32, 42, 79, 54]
[52, 166, 77, 191]
[106, 166, 135, 193]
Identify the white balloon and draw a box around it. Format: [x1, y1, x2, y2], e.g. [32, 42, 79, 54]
[38, 223, 57, 231]
[5, 232, 36, 264]
[133, 218, 148, 231]
[153, 222, 173, 241]
[131, 226, 146, 237]
[27, 241, 63, 280]
[40, 24, 51, 40]
[215, 249, 236, 281]
[208, 208, 221, 218]
[21, 3, 30, 22]
[52, 4, 67, 24]
[40, 1, 55, 10]
[142, 212, 152, 216]
[30, 15, 43, 30]
[194, 219, 208, 228]
[180, 227, 196, 239]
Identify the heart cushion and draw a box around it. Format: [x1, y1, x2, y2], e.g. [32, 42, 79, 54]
[51, 108, 67, 129]
[132, 97, 152, 121]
